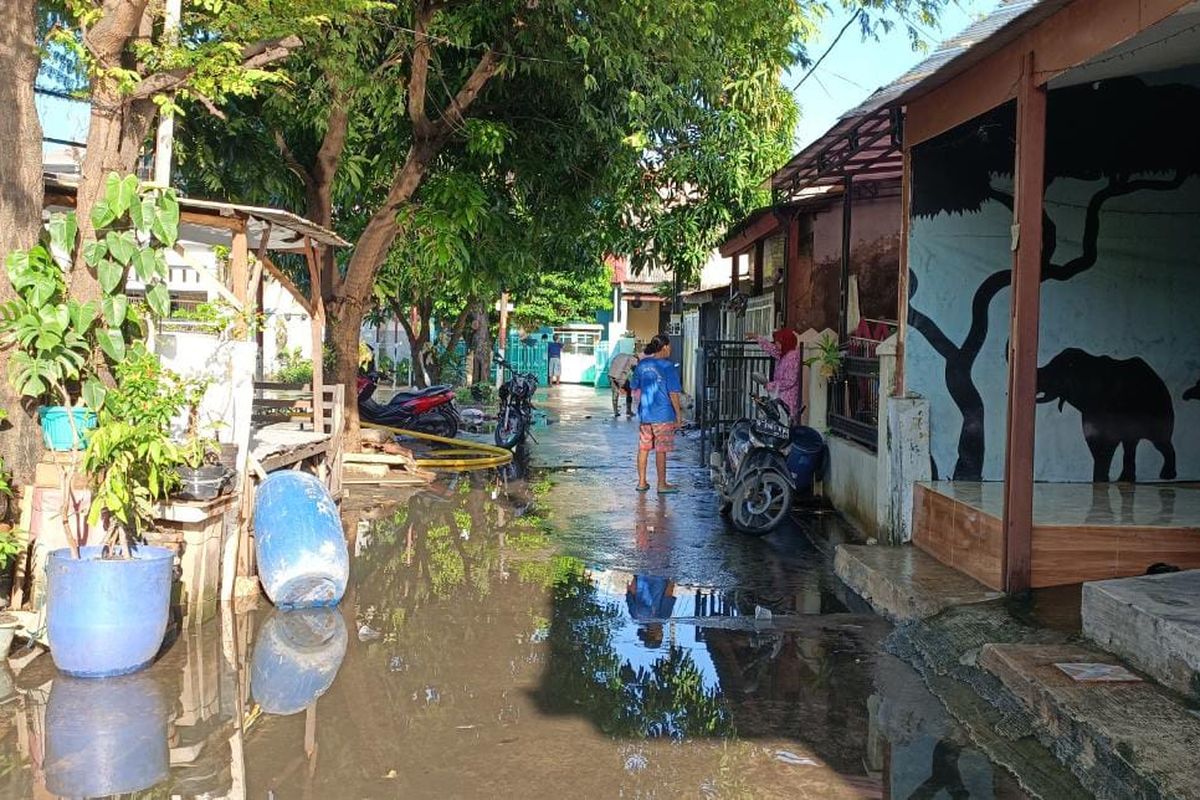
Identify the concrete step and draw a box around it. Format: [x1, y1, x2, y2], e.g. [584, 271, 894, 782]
[1083, 569, 1200, 701]
[833, 543, 1003, 622]
[981, 642, 1200, 800]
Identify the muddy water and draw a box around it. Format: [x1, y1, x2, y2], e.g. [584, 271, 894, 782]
[0, 388, 1031, 798]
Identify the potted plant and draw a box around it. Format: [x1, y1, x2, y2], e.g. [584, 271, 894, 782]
[0, 174, 184, 677]
[803, 332, 844, 379]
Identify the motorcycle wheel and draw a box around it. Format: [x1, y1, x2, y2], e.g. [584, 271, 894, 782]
[494, 405, 527, 450]
[729, 470, 793, 535]
[434, 407, 460, 439]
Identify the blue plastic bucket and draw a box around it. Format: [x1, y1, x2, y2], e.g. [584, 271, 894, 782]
[46, 546, 174, 677]
[251, 607, 348, 716]
[44, 672, 169, 796]
[787, 426, 827, 489]
[38, 406, 97, 451]
[254, 471, 348, 608]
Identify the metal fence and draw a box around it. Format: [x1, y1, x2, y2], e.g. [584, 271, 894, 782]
[696, 339, 775, 461]
[827, 354, 881, 451]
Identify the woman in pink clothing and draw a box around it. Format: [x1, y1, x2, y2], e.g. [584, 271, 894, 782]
[751, 328, 802, 421]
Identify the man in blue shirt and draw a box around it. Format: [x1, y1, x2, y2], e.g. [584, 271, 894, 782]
[629, 334, 683, 494]
[546, 334, 563, 385]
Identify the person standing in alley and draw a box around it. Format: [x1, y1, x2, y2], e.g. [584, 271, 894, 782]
[547, 334, 563, 386]
[607, 349, 639, 418]
[630, 334, 683, 494]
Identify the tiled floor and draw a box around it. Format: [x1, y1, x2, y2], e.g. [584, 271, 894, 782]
[923, 481, 1200, 529]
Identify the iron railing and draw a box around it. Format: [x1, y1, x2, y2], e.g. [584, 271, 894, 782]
[697, 339, 775, 461]
[827, 354, 881, 450]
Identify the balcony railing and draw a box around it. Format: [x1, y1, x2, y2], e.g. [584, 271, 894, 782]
[826, 319, 896, 451]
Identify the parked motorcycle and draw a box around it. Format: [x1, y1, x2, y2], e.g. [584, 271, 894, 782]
[710, 393, 826, 535]
[494, 355, 538, 449]
[357, 373, 460, 438]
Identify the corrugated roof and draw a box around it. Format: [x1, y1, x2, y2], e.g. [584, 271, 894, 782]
[770, 0, 1069, 194]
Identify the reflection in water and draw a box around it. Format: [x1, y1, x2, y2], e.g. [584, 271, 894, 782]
[0, 467, 1034, 798]
[45, 673, 169, 797]
[251, 608, 348, 716]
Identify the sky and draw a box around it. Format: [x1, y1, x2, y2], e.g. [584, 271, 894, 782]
[788, 0, 1001, 149]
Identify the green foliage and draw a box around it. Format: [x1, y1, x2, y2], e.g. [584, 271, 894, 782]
[509, 265, 613, 331]
[170, 298, 262, 336]
[84, 346, 185, 543]
[271, 347, 314, 384]
[455, 382, 496, 407]
[0, 177, 178, 410]
[802, 333, 842, 378]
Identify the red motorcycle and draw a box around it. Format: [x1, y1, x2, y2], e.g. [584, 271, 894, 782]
[357, 374, 460, 438]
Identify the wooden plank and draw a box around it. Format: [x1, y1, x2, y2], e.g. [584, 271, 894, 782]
[1000, 52, 1046, 595]
[894, 150, 912, 395]
[260, 256, 314, 317]
[304, 240, 325, 434]
[231, 225, 250, 339]
[257, 441, 329, 473]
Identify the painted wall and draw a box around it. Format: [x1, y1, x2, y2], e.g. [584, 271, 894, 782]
[626, 303, 663, 349]
[905, 70, 1200, 483]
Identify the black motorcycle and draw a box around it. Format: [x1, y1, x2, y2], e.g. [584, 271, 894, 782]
[710, 393, 825, 535]
[357, 373, 461, 438]
[494, 355, 537, 449]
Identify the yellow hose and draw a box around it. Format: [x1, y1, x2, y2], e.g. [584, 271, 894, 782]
[361, 421, 513, 470]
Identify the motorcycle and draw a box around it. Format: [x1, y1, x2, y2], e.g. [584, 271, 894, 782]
[709, 391, 826, 535]
[494, 355, 537, 449]
[357, 373, 461, 438]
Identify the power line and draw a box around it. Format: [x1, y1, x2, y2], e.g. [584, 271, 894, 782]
[792, 9, 862, 93]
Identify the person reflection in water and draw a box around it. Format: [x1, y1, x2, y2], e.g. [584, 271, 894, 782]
[625, 574, 676, 650]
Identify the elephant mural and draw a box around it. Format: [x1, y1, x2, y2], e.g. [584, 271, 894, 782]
[1036, 348, 1176, 483]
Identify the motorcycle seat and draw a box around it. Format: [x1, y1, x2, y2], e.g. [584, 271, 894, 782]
[390, 384, 453, 402]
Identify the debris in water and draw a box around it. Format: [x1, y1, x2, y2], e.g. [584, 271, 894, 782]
[774, 751, 819, 766]
[754, 606, 773, 621]
[357, 624, 382, 642]
[456, 724, 478, 730]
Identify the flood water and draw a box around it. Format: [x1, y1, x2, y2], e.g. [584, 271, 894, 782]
[0, 388, 1033, 798]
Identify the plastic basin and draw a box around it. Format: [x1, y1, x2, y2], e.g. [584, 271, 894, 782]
[38, 406, 97, 451]
[254, 471, 348, 608]
[46, 546, 174, 677]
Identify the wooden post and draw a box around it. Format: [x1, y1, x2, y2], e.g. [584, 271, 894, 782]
[838, 175, 853, 341]
[305, 240, 325, 433]
[1000, 52, 1047, 595]
[895, 149, 913, 396]
[231, 223, 250, 340]
[752, 240, 764, 296]
[731, 253, 740, 295]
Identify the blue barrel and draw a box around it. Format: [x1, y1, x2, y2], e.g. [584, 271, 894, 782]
[786, 426, 827, 489]
[254, 471, 348, 608]
[46, 545, 174, 677]
[45, 672, 169, 796]
[251, 607, 348, 716]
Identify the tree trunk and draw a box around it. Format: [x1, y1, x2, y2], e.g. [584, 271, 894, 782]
[471, 301, 491, 384]
[0, 0, 48, 485]
[330, 298, 367, 451]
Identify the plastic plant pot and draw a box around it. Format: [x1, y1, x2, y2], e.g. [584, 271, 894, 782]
[38, 406, 97, 451]
[46, 545, 174, 677]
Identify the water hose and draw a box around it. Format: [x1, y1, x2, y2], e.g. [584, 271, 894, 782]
[361, 421, 513, 470]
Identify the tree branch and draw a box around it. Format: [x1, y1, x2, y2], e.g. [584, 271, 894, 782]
[407, 2, 436, 132]
[432, 47, 501, 137]
[127, 35, 304, 100]
[274, 130, 314, 189]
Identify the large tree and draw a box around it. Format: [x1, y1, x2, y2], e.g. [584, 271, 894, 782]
[0, 1, 47, 482]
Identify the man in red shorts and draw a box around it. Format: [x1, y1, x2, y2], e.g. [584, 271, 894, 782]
[630, 334, 683, 494]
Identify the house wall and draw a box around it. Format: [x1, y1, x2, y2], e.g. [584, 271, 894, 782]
[904, 70, 1200, 483]
[824, 438, 880, 535]
[626, 303, 662, 349]
[261, 278, 313, 377]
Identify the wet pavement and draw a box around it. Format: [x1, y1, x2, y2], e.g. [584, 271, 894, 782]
[0, 385, 1035, 798]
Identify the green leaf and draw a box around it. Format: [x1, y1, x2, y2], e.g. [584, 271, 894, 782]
[82, 378, 107, 411]
[145, 283, 170, 318]
[105, 231, 136, 266]
[83, 241, 108, 267]
[154, 192, 180, 246]
[101, 294, 128, 327]
[48, 214, 77, 254]
[96, 328, 126, 362]
[133, 248, 157, 282]
[120, 175, 139, 215]
[91, 200, 116, 230]
[97, 259, 123, 294]
[130, 197, 156, 234]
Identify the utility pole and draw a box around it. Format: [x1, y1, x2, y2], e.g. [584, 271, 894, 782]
[153, 0, 182, 187]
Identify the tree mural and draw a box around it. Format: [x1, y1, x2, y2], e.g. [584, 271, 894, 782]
[907, 76, 1200, 480]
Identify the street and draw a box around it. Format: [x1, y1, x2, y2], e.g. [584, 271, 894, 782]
[0, 386, 1032, 798]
